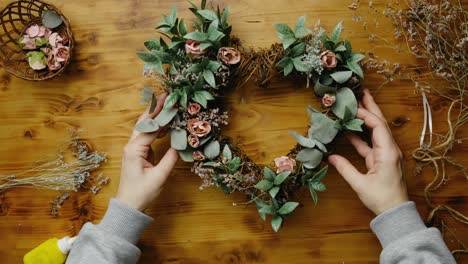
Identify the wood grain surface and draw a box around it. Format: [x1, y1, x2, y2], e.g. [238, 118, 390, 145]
[0, 0, 467, 263]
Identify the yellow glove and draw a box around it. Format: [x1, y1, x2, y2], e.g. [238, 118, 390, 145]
[24, 237, 75, 264]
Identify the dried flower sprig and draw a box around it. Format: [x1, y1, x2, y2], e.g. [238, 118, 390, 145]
[0, 130, 108, 216]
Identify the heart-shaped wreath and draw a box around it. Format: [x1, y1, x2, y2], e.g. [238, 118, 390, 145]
[136, 1, 365, 232]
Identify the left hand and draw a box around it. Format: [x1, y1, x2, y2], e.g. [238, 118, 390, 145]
[116, 92, 179, 211]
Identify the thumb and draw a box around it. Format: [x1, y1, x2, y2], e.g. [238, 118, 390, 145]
[153, 148, 179, 176]
[328, 154, 363, 190]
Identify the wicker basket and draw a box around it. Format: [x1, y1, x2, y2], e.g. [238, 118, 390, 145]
[0, 0, 73, 81]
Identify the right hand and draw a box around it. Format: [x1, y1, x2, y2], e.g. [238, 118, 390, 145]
[328, 89, 409, 215]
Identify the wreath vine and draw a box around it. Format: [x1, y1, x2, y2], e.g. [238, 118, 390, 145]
[136, 1, 365, 232]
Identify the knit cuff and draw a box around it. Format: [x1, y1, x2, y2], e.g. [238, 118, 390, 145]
[97, 199, 153, 244]
[370, 201, 427, 248]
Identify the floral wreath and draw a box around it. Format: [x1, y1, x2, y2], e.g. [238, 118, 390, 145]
[136, 1, 365, 232]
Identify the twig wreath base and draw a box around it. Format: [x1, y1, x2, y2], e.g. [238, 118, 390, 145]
[136, 1, 365, 232]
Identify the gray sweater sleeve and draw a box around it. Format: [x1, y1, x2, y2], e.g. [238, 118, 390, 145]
[66, 199, 153, 264]
[371, 201, 456, 264]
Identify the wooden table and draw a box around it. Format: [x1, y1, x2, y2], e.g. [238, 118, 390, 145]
[0, 0, 466, 263]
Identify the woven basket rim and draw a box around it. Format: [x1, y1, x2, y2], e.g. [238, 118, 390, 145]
[0, 0, 74, 81]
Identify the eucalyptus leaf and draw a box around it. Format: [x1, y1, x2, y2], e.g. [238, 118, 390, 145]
[179, 90, 188, 109]
[271, 215, 283, 232]
[314, 80, 337, 96]
[135, 118, 160, 133]
[228, 157, 241, 173]
[178, 149, 195, 162]
[277, 202, 299, 215]
[330, 71, 353, 84]
[295, 27, 312, 38]
[255, 200, 267, 221]
[184, 31, 208, 41]
[292, 57, 307, 72]
[314, 140, 327, 152]
[307, 109, 339, 144]
[282, 37, 296, 50]
[288, 131, 315, 148]
[170, 129, 188, 150]
[346, 60, 364, 78]
[203, 140, 220, 159]
[345, 118, 365, 132]
[155, 108, 178, 126]
[140, 87, 154, 104]
[331, 87, 358, 119]
[297, 148, 323, 169]
[42, 10, 63, 29]
[273, 23, 294, 36]
[259, 205, 274, 214]
[203, 70, 216, 88]
[283, 62, 294, 76]
[311, 181, 326, 192]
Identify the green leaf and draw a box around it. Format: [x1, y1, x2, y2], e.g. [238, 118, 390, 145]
[283, 62, 294, 76]
[195, 90, 215, 100]
[343, 106, 354, 121]
[170, 129, 188, 150]
[307, 108, 339, 144]
[228, 157, 241, 173]
[184, 31, 208, 41]
[308, 185, 318, 205]
[334, 44, 347, 52]
[269, 186, 280, 198]
[296, 148, 323, 169]
[193, 92, 207, 108]
[311, 181, 326, 192]
[259, 205, 275, 214]
[168, 40, 184, 49]
[264, 167, 276, 181]
[331, 87, 358, 119]
[137, 52, 157, 62]
[222, 144, 232, 160]
[351, 52, 365, 63]
[295, 27, 311, 38]
[315, 141, 327, 152]
[288, 131, 315, 148]
[143, 61, 164, 74]
[282, 37, 296, 50]
[255, 179, 274, 191]
[179, 90, 188, 109]
[330, 71, 353, 84]
[140, 87, 154, 104]
[179, 19, 188, 35]
[292, 57, 307, 72]
[199, 42, 212, 51]
[345, 118, 365, 132]
[197, 9, 218, 20]
[289, 42, 306, 57]
[255, 199, 267, 221]
[207, 60, 221, 72]
[295, 16, 306, 29]
[276, 57, 292, 68]
[330, 21, 343, 43]
[204, 140, 220, 159]
[179, 149, 195, 162]
[203, 70, 216, 88]
[346, 60, 364, 78]
[314, 79, 337, 97]
[203, 161, 219, 167]
[199, 135, 212, 146]
[274, 171, 291, 185]
[169, 5, 177, 24]
[155, 108, 178, 126]
[312, 165, 328, 182]
[271, 215, 283, 232]
[273, 23, 294, 36]
[163, 92, 180, 109]
[135, 118, 160, 133]
[277, 202, 299, 215]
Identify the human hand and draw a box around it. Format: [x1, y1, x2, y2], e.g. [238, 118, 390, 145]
[116, 92, 179, 211]
[328, 89, 409, 215]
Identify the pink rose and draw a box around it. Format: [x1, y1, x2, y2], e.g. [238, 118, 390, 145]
[274, 156, 296, 174]
[20, 36, 37, 50]
[26, 25, 40, 38]
[48, 32, 68, 48]
[187, 119, 211, 137]
[320, 50, 338, 69]
[188, 134, 200, 148]
[188, 102, 201, 115]
[322, 93, 336, 107]
[217, 47, 241, 65]
[185, 40, 207, 58]
[54, 46, 69, 62]
[193, 151, 206, 161]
